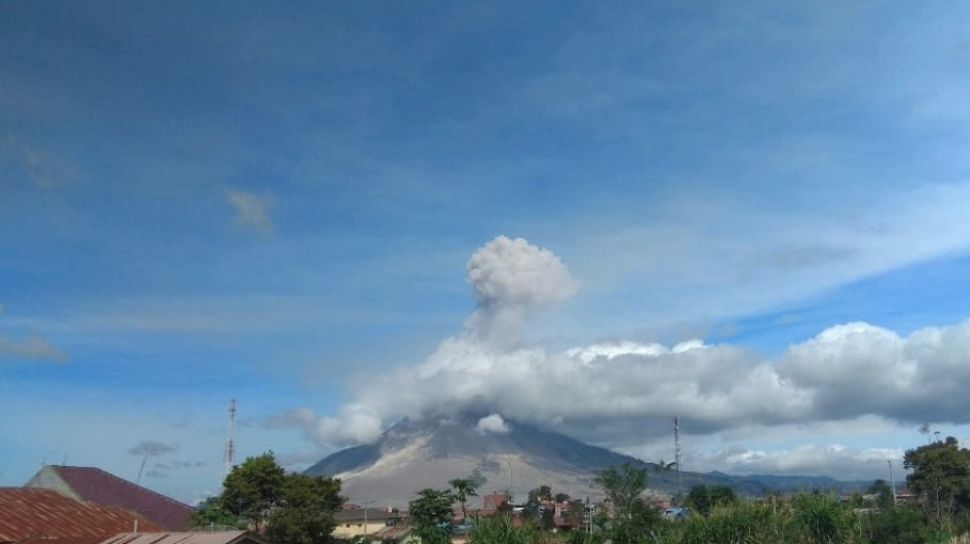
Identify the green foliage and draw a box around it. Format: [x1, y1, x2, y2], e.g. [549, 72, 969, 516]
[555, 493, 571, 502]
[862, 506, 938, 544]
[609, 500, 664, 544]
[597, 464, 648, 519]
[221, 452, 286, 530]
[868, 480, 895, 510]
[566, 499, 587, 528]
[791, 492, 862, 544]
[409, 488, 454, 544]
[214, 452, 343, 544]
[188, 496, 245, 529]
[676, 501, 785, 544]
[685, 485, 738, 516]
[266, 473, 344, 544]
[905, 436, 970, 528]
[449, 478, 478, 520]
[595, 464, 662, 544]
[469, 515, 549, 544]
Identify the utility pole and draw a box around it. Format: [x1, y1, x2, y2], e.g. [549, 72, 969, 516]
[224, 399, 237, 475]
[888, 459, 898, 507]
[507, 460, 514, 506]
[674, 417, 683, 502]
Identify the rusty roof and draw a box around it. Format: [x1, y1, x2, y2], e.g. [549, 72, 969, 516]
[0, 488, 163, 544]
[33, 467, 193, 530]
[95, 532, 261, 544]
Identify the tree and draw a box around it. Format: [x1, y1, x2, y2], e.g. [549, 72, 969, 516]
[449, 478, 478, 522]
[189, 496, 245, 529]
[597, 464, 658, 544]
[686, 485, 738, 516]
[862, 505, 936, 544]
[597, 464, 648, 520]
[904, 436, 970, 528]
[217, 452, 343, 544]
[565, 499, 586, 529]
[222, 452, 286, 531]
[868, 479, 895, 510]
[409, 488, 454, 544]
[537, 485, 552, 501]
[267, 474, 343, 544]
[554, 493, 570, 503]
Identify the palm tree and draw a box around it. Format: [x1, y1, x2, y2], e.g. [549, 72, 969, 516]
[449, 478, 479, 522]
[654, 459, 677, 473]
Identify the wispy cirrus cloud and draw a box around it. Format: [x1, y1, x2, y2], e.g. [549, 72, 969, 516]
[128, 440, 177, 457]
[226, 189, 273, 235]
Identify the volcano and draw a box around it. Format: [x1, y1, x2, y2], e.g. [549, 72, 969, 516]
[305, 416, 859, 507]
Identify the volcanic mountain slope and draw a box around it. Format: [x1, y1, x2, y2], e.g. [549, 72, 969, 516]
[305, 416, 863, 507]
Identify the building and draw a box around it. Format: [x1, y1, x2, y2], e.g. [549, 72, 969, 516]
[479, 494, 508, 515]
[331, 508, 404, 541]
[25, 465, 194, 530]
[0, 488, 163, 544]
[95, 532, 264, 544]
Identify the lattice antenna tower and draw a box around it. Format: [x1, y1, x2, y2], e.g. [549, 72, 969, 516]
[673, 416, 683, 499]
[224, 399, 237, 474]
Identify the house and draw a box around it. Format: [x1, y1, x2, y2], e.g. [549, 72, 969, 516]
[95, 532, 264, 544]
[479, 494, 508, 515]
[25, 465, 194, 530]
[367, 524, 418, 544]
[331, 507, 404, 541]
[0, 488, 163, 544]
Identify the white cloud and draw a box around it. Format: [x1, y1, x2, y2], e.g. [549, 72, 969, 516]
[553, 182, 970, 341]
[313, 404, 383, 447]
[226, 189, 273, 234]
[465, 236, 579, 346]
[303, 236, 970, 451]
[0, 334, 68, 364]
[689, 444, 905, 481]
[128, 440, 177, 457]
[476, 413, 509, 434]
[262, 408, 318, 429]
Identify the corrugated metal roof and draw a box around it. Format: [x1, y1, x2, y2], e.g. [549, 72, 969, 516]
[95, 532, 258, 544]
[0, 488, 162, 544]
[29, 467, 194, 531]
[333, 508, 402, 522]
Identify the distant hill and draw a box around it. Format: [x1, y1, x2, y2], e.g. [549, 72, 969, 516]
[306, 416, 865, 507]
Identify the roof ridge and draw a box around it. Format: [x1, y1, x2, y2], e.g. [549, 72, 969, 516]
[53, 466, 192, 509]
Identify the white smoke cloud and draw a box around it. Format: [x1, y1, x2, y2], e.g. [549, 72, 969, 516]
[465, 236, 579, 345]
[286, 235, 970, 455]
[476, 413, 510, 434]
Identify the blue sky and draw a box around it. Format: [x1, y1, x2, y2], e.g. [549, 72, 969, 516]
[3, 1, 970, 502]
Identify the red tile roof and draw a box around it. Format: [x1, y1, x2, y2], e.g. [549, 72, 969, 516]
[45, 467, 193, 530]
[0, 488, 163, 544]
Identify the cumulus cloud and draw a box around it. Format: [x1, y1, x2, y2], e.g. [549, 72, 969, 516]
[295, 236, 970, 461]
[313, 404, 383, 447]
[262, 408, 318, 429]
[688, 444, 905, 481]
[226, 189, 273, 234]
[476, 414, 510, 434]
[465, 236, 579, 345]
[128, 440, 177, 457]
[0, 335, 68, 364]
